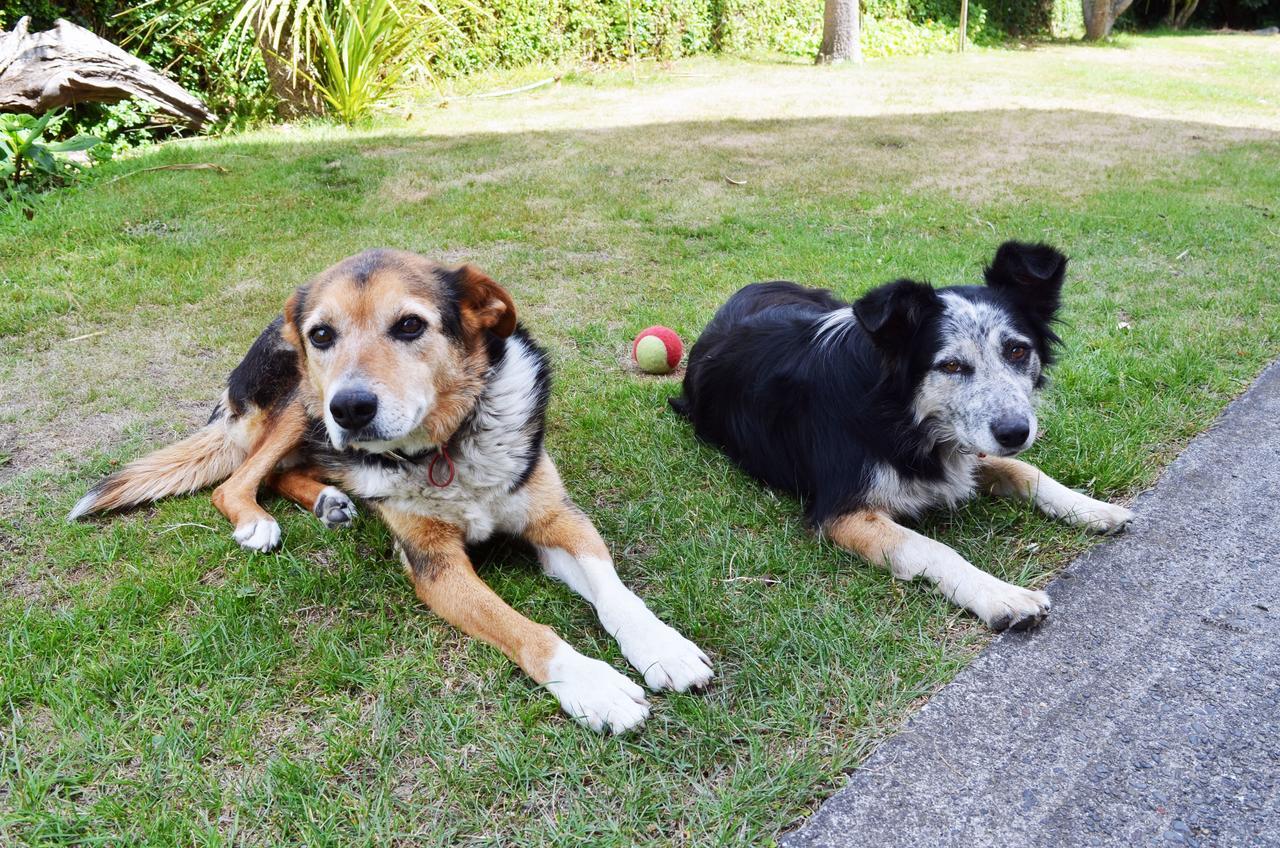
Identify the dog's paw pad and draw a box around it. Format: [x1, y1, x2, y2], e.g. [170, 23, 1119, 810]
[313, 487, 356, 529]
[545, 646, 649, 735]
[623, 623, 714, 693]
[985, 587, 1051, 633]
[233, 518, 281, 552]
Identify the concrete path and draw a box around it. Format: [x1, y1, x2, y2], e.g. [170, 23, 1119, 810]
[782, 362, 1280, 848]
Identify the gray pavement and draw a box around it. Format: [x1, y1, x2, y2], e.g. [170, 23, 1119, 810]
[782, 361, 1280, 848]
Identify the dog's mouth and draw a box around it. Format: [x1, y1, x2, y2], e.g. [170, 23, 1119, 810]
[953, 443, 1024, 460]
[343, 419, 434, 456]
[324, 399, 430, 454]
[327, 422, 410, 454]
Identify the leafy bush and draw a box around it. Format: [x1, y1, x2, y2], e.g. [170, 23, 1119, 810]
[713, 0, 823, 55]
[427, 0, 1020, 74]
[863, 5, 996, 58]
[1, 111, 110, 215]
[431, 0, 719, 75]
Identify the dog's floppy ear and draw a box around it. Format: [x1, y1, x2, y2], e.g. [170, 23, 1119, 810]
[853, 279, 941, 355]
[455, 264, 517, 338]
[280, 283, 310, 350]
[984, 241, 1067, 325]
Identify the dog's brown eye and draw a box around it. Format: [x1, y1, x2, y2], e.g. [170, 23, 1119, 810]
[308, 325, 336, 349]
[1006, 344, 1029, 362]
[391, 315, 425, 341]
[937, 360, 965, 375]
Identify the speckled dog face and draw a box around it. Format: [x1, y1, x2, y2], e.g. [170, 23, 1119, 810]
[853, 241, 1067, 457]
[913, 291, 1045, 456]
[282, 249, 516, 452]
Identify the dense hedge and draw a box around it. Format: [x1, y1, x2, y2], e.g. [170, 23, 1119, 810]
[2, 0, 1084, 136]
[430, 0, 1084, 74]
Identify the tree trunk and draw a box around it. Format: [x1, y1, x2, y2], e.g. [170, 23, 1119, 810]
[817, 0, 861, 64]
[1173, 0, 1199, 28]
[1082, 0, 1135, 39]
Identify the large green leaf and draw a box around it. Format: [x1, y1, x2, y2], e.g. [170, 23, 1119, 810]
[46, 134, 104, 154]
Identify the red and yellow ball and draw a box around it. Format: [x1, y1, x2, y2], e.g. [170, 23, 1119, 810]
[632, 326, 683, 375]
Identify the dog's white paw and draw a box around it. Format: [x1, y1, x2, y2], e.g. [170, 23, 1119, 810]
[619, 621, 714, 693]
[313, 486, 356, 529]
[544, 644, 649, 734]
[1064, 499, 1135, 535]
[233, 518, 281, 552]
[975, 580, 1051, 632]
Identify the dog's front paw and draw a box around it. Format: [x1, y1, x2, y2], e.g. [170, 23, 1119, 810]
[313, 486, 357, 529]
[978, 582, 1051, 632]
[619, 622, 714, 693]
[1065, 499, 1135, 535]
[233, 517, 281, 552]
[544, 644, 650, 734]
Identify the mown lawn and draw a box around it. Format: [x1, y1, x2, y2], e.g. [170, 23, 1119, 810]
[2, 34, 1279, 846]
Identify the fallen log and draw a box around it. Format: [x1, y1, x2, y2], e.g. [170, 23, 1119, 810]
[0, 16, 213, 128]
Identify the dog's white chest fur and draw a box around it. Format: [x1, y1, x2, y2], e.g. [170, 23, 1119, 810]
[340, 335, 546, 542]
[351, 461, 533, 542]
[866, 451, 979, 518]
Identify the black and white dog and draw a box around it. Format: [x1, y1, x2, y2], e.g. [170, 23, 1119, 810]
[672, 241, 1133, 631]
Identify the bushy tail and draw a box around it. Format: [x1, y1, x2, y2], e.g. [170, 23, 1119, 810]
[68, 415, 248, 521]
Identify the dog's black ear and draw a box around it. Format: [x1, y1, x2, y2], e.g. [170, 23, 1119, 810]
[853, 279, 941, 355]
[984, 241, 1067, 325]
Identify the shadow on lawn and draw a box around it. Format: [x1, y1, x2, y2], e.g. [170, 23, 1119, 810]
[158, 107, 1277, 210]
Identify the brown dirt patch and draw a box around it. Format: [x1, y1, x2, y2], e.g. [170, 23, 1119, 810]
[0, 287, 284, 487]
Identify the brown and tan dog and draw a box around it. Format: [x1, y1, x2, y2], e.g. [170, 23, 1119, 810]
[71, 249, 713, 733]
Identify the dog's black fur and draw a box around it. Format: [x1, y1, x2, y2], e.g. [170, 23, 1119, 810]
[671, 241, 1067, 526]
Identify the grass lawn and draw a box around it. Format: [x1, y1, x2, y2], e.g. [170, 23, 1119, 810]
[2, 33, 1279, 846]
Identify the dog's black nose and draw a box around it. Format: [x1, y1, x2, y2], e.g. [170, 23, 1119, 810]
[330, 389, 378, 431]
[991, 416, 1031, 449]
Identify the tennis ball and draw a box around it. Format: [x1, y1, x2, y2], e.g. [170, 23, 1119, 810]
[632, 326, 683, 374]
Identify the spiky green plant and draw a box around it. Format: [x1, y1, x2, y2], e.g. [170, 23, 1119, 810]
[131, 0, 474, 122]
[298, 0, 425, 124]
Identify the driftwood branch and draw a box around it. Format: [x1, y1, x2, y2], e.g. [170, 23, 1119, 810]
[0, 17, 213, 128]
[466, 76, 558, 99]
[100, 162, 228, 185]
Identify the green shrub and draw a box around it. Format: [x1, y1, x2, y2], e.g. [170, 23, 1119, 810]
[1, 110, 111, 216]
[432, 0, 720, 74]
[427, 0, 1019, 74]
[713, 0, 822, 55]
[981, 0, 1080, 38]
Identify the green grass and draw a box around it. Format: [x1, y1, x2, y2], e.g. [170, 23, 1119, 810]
[2, 34, 1279, 846]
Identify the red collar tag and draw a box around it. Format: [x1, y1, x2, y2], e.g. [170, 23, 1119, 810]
[428, 445, 455, 488]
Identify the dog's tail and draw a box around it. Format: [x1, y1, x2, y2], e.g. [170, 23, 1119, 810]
[68, 402, 248, 521]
